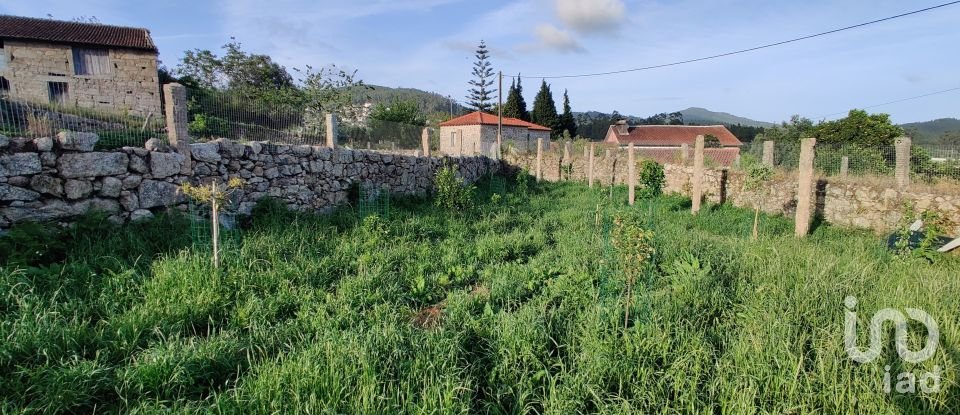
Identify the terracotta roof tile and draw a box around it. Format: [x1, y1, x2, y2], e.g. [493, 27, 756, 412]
[634, 147, 742, 167]
[0, 15, 156, 52]
[607, 125, 743, 147]
[440, 111, 551, 132]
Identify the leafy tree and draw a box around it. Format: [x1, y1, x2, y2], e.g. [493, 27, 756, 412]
[502, 75, 530, 121]
[532, 80, 559, 138]
[369, 99, 425, 126]
[758, 115, 816, 142]
[815, 109, 904, 146]
[704, 134, 721, 148]
[558, 89, 577, 138]
[296, 64, 370, 136]
[175, 39, 293, 92]
[466, 40, 496, 112]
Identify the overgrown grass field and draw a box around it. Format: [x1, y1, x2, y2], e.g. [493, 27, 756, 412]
[1, 177, 957, 413]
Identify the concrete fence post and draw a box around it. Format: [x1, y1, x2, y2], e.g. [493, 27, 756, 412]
[563, 141, 571, 161]
[762, 140, 775, 167]
[795, 137, 817, 238]
[895, 137, 911, 189]
[325, 113, 338, 148]
[628, 143, 636, 206]
[680, 143, 689, 166]
[588, 143, 595, 188]
[162, 83, 191, 174]
[840, 156, 849, 177]
[691, 135, 705, 214]
[536, 137, 543, 181]
[421, 128, 430, 157]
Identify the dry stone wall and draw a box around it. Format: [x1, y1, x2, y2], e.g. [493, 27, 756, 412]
[0, 135, 500, 228]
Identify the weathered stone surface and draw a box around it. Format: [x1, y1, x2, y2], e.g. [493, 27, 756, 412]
[40, 152, 57, 167]
[1, 200, 76, 222]
[56, 131, 100, 151]
[150, 152, 183, 178]
[0, 184, 41, 201]
[138, 180, 181, 209]
[144, 138, 166, 152]
[119, 192, 139, 211]
[100, 177, 123, 198]
[122, 175, 142, 190]
[0, 134, 8, 149]
[130, 209, 154, 221]
[7, 176, 29, 187]
[191, 142, 221, 163]
[58, 153, 129, 178]
[34, 137, 54, 152]
[0, 153, 42, 177]
[30, 175, 63, 197]
[65, 180, 93, 200]
[129, 155, 148, 174]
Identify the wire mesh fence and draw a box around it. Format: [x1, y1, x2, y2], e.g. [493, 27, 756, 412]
[0, 93, 166, 149]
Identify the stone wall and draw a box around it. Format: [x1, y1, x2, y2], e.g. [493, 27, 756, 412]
[0, 134, 500, 228]
[0, 40, 160, 117]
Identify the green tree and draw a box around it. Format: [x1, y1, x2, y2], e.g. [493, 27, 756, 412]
[532, 80, 558, 138]
[369, 99, 425, 126]
[175, 39, 293, 91]
[296, 64, 370, 136]
[558, 89, 576, 138]
[815, 109, 904, 146]
[758, 115, 816, 142]
[466, 40, 496, 112]
[502, 75, 530, 121]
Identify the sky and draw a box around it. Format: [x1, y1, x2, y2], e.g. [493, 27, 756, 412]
[1, 0, 958, 124]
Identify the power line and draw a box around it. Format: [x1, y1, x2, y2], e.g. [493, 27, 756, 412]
[814, 86, 960, 119]
[513, 1, 960, 80]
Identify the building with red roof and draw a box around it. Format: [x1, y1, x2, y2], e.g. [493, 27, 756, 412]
[439, 111, 551, 156]
[604, 121, 743, 166]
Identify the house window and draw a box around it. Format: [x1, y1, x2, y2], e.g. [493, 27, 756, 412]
[0, 76, 9, 95]
[450, 132, 456, 147]
[48, 82, 68, 105]
[72, 48, 111, 75]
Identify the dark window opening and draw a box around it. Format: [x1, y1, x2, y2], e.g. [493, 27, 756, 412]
[72, 47, 111, 75]
[48, 82, 68, 106]
[47, 72, 66, 77]
[0, 76, 9, 95]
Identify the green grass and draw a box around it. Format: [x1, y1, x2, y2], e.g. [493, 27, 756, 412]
[1, 177, 958, 414]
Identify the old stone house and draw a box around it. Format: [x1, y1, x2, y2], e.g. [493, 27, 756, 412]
[0, 15, 160, 117]
[604, 122, 744, 166]
[439, 111, 551, 155]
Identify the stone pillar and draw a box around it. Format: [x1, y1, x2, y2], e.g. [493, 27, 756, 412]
[840, 156, 849, 177]
[325, 113, 338, 148]
[421, 128, 430, 157]
[628, 143, 636, 206]
[895, 137, 911, 189]
[162, 83, 191, 174]
[563, 141, 571, 161]
[691, 135, 705, 214]
[588, 143, 595, 188]
[762, 140, 774, 167]
[536, 137, 543, 181]
[680, 143, 689, 166]
[795, 137, 817, 238]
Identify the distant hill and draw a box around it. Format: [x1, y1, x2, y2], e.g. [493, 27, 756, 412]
[901, 118, 960, 146]
[678, 107, 774, 128]
[351, 85, 465, 115]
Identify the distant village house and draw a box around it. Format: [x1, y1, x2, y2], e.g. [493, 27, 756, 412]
[439, 111, 551, 155]
[604, 121, 744, 166]
[0, 15, 160, 117]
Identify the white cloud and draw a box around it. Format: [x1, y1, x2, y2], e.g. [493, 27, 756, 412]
[529, 24, 585, 53]
[555, 0, 626, 34]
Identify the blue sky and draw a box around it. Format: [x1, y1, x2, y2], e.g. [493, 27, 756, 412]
[2, 0, 958, 124]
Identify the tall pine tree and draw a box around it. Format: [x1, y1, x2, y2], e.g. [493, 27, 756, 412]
[559, 89, 576, 137]
[502, 78, 528, 120]
[532, 80, 559, 138]
[466, 40, 495, 112]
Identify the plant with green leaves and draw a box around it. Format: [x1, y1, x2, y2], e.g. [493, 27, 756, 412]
[637, 160, 665, 199]
[433, 163, 474, 212]
[610, 211, 655, 329]
[740, 155, 774, 240]
[180, 177, 244, 268]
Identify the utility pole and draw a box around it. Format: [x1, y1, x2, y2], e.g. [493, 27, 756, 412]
[497, 71, 503, 158]
[448, 95, 453, 116]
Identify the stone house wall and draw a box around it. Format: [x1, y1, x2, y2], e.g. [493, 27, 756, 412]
[0, 134, 500, 228]
[440, 125, 550, 156]
[0, 40, 160, 117]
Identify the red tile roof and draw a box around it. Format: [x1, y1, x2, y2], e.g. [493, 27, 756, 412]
[0, 15, 157, 52]
[606, 125, 743, 147]
[635, 147, 742, 167]
[440, 111, 552, 132]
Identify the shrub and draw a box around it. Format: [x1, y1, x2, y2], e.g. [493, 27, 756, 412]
[433, 164, 474, 212]
[637, 160, 665, 199]
[188, 114, 230, 139]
